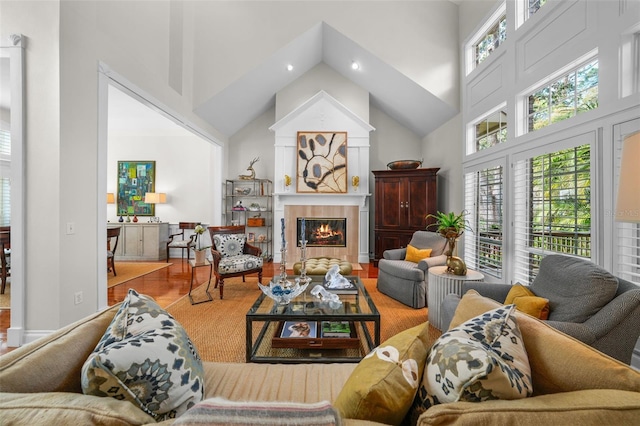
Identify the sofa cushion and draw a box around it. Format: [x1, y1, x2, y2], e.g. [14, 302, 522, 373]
[213, 233, 246, 257]
[449, 290, 640, 395]
[505, 284, 549, 319]
[531, 255, 618, 323]
[81, 289, 205, 421]
[410, 305, 532, 422]
[417, 389, 640, 426]
[0, 392, 156, 425]
[218, 254, 263, 274]
[405, 245, 432, 263]
[378, 259, 425, 281]
[333, 322, 432, 426]
[173, 397, 340, 425]
[0, 304, 120, 394]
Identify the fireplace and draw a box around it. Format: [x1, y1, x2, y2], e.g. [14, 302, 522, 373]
[297, 218, 346, 247]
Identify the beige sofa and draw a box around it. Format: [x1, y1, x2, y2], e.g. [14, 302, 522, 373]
[1, 291, 639, 425]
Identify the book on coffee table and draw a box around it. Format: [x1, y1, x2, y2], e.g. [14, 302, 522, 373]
[279, 321, 317, 338]
[321, 321, 353, 338]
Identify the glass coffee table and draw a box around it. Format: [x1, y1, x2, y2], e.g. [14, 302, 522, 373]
[246, 275, 380, 363]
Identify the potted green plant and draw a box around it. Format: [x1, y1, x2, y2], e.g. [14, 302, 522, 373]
[425, 211, 472, 275]
[425, 210, 472, 238]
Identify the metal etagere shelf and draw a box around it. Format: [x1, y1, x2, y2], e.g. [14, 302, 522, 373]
[224, 179, 273, 262]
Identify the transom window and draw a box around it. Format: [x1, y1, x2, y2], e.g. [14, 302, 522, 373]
[527, 0, 547, 19]
[474, 109, 507, 152]
[527, 59, 599, 132]
[474, 13, 507, 66]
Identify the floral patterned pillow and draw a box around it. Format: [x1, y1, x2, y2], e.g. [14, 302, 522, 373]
[213, 233, 246, 257]
[409, 305, 532, 423]
[81, 289, 205, 421]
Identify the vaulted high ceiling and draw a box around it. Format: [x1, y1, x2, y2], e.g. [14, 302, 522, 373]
[194, 22, 458, 138]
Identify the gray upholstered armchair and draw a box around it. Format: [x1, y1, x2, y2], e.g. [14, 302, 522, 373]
[376, 231, 448, 309]
[441, 254, 640, 364]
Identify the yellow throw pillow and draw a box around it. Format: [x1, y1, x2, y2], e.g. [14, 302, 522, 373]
[505, 284, 550, 320]
[504, 283, 536, 304]
[333, 323, 433, 425]
[512, 295, 550, 320]
[405, 245, 432, 263]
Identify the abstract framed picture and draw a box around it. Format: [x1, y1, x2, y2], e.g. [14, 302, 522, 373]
[296, 131, 347, 193]
[117, 161, 156, 216]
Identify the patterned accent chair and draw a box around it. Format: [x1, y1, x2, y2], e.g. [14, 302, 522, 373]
[377, 231, 449, 309]
[208, 225, 263, 299]
[166, 222, 200, 262]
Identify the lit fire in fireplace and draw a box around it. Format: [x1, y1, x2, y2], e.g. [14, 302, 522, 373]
[298, 218, 346, 247]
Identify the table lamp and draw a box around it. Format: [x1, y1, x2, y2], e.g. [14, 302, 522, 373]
[615, 131, 640, 223]
[144, 192, 167, 222]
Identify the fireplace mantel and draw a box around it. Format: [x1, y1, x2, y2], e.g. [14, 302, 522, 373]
[274, 192, 370, 208]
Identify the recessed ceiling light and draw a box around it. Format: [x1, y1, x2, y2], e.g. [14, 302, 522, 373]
[287, 64, 294, 71]
[351, 61, 360, 70]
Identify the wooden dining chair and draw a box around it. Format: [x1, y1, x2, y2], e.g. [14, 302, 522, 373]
[0, 229, 10, 294]
[107, 226, 121, 276]
[208, 225, 263, 299]
[167, 222, 201, 262]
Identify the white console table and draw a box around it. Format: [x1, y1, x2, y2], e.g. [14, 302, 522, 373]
[428, 266, 484, 330]
[113, 222, 169, 261]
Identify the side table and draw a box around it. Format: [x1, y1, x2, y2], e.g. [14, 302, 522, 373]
[189, 259, 213, 305]
[428, 266, 484, 330]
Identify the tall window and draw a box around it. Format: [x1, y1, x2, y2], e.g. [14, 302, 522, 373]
[464, 166, 504, 279]
[474, 109, 507, 153]
[514, 144, 591, 284]
[474, 13, 507, 66]
[527, 59, 599, 132]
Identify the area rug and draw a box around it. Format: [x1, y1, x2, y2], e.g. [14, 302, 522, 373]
[0, 283, 9, 309]
[166, 278, 433, 363]
[108, 262, 172, 288]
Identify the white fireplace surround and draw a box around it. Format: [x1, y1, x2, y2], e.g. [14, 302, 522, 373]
[270, 91, 374, 265]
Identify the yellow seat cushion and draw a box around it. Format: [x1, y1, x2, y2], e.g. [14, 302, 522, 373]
[404, 245, 432, 263]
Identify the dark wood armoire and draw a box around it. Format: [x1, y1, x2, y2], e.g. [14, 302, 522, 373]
[372, 168, 439, 263]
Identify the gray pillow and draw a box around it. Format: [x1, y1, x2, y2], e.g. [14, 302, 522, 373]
[531, 255, 618, 323]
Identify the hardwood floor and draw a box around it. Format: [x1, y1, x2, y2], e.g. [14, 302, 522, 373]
[0, 259, 378, 355]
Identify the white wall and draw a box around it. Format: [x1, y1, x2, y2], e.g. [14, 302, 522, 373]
[107, 134, 214, 225]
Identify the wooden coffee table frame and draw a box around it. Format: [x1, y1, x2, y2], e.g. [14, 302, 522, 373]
[246, 276, 380, 363]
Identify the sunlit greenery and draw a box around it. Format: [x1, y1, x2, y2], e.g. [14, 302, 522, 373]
[529, 144, 591, 258]
[475, 110, 507, 151]
[528, 60, 599, 132]
[475, 14, 507, 66]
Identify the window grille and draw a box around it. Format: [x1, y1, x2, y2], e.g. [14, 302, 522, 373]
[527, 59, 599, 132]
[474, 109, 507, 153]
[474, 14, 507, 67]
[527, 0, 547, 20]
[465, 165, 504, 279]
[514, 144, 591, 284]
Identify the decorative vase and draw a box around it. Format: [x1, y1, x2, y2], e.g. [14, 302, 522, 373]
[194, 249, 206, 265]
[133, 214, 138, 223]
[126, 214, 131, 223]
[443, 232, 467, 276]
[118, 215, 124, 223]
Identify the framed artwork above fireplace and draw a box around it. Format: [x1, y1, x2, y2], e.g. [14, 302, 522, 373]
[296, 131, 347, 193]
